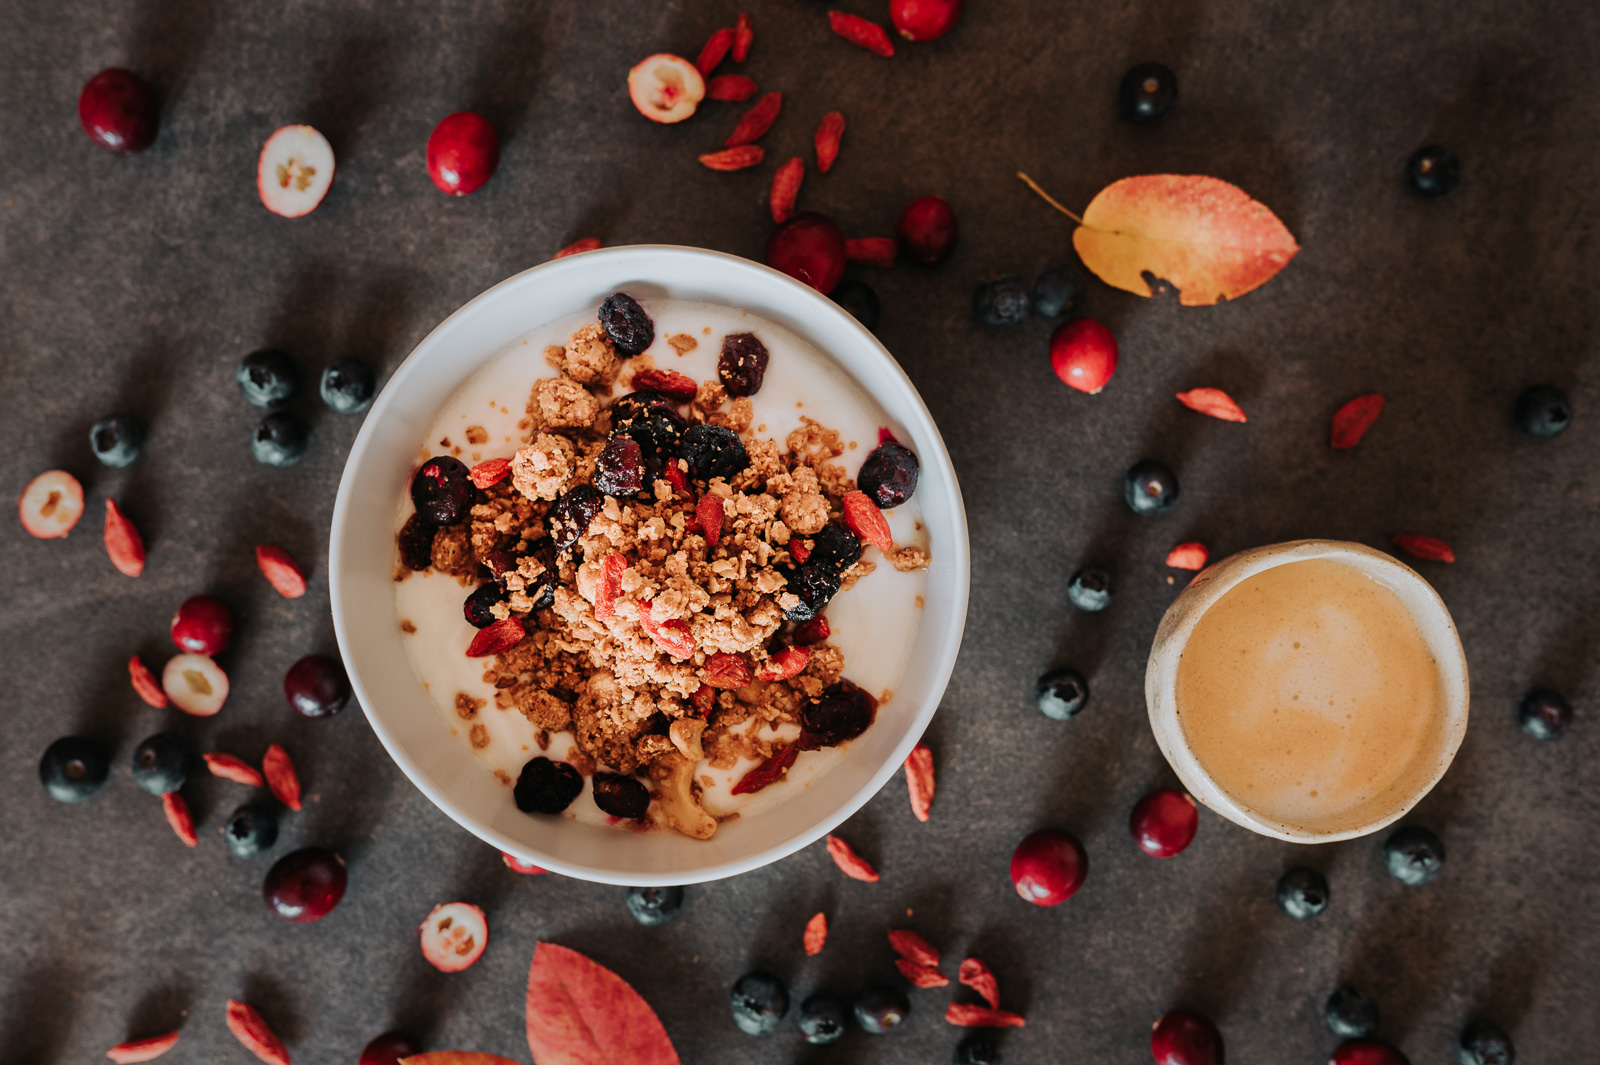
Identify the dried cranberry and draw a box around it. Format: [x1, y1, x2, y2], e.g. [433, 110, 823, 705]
[399, 513, 435, 570]
[591, 772, 650, 819]
[463, 583, 505, 628]
[522, 537, 559, 610]
[781, 562, 841, 622]
[411, 456, 473, 525]
[549, 484, 603, 548]
[679, 424, 749, 481]
[719, 332, 771, 397]
[482, 541, 518, 579]
[856, 441, 920, 508]
[618, 412, 684, 478]
[595, 435, 646, 498]
[599, 292, 654, 356]
[513, 757, 583, 814]
[801, 681, 878, 746]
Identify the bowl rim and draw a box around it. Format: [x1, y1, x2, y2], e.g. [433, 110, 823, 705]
[329, 244, 971, 884]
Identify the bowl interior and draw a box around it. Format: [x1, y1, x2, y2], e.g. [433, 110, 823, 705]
[330, 246, 970, 884]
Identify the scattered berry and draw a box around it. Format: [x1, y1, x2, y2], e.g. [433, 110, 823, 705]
[18, 470, 85, 539]
[695, 26, 734, 77]
[1166, 542, 1209, 570]
[798, 993, 850, 1045]
[1131, 789, 1199, 857]
[815, 110, 845, 172]
[236, 348, 298, 408]
[411, 455, 473, 525]
[514, 757, 583, 814]
[855, 986, 911, 1033]
[252, 412, 308, 467]
[825, 832, 880, 881]
[595, 435, 646, 498]
[829, 11, 896, 57]
[553, 236, 602, 257]
[845, 236, 897, 268]
[726, 91, 782, 147]
[680, 424, 749, 481]
[1391, 534, 1455, 563]
[90, 414, 144, 467]
[732, 12, 753, 61]
[1276, 867, 1330, 920]
[857, 441, 919, 509]
[973, 275, 1031, 326]
[131, 732, 190, 796]
[831, 278, 879, 329]
[106, 1032, 181, 1063]
[224, 1000, 291, 1065]
[592, 772, 651, 819]
[1325, 984, 1380, 1039]
[171, 595, 234, 655]
[842, 490, 893, 552]
[320, 357, 376, 413]
[205, 752, 264, 786]
[630, 368, 698, 402]
[888, 928, 941, 966]
[129, 655, 168, 707]
[1176, 387, 1247, 422]
[1151, 1008, 1223, 1065]
[945, 1003, 1026, 1028]
[549, 483, 603, 549]
[162, 653, 229, 716]
[257, 125, 335, 217]
[719, 332, 770, 396]
[161, 791, 198, 846]
[1125, 460, 1179, 515]
[1034, 666, 1088, 720]
[897, 195, 958, 265]
[359, 1032, 421, 1065]
[1032, 265, 1084, 317]
[1331, 393, 1386, 449]
[1514, 384, 1571, 438]
[891, 0, 964, 41]
[1010, 828, 1087, 905]
[953, 1032, 1001, 1065]
[1067, 566, 1112, 611]
[699, 145, 764, 170]
[1457, 1020, 1514, 1065]
[708, 74, 758, 102]
[600, 292, 655, 356]
[1518, 688, 1571, 740]
[958, 958, 1000, 1009]
[628, 53, 705, 123]
[427, 111, 499, 195]
[78, 68, 159, 153]
[420, 901, 489, 971]
[625, 885, 684, 926]
[905, 742, 935, 821]
[39, 736, 110, 803]
[104, 499, 146, 576]
[264, 846, 348, 922]
[1384, 825, 1445, 885]
[1329, 1038, 1411, 1065]
[767, 212, 846, 294]
[284, 654, 351, 718]
[731, 972, 790, 1035]
[769, 155, 804, 224]
[803, 911, 828, 954]
[1050, 318, 1118, 393]
[256, 545, 308, 598]
[1119, 62, 1178, 122]
[262, 744, 302, 810]
[1406, 145, 1460, 197]
[225, 803, 280, 858]
[463, 583, 505, 628]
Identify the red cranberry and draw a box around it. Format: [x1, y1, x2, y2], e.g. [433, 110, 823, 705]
[427, 111, 500, 196]
[359, 1031, 420, 1065]
[1050, 318, 1119, 393]
[766, 212, 846, 294]
[890, 0, 964, 41]
[1151, 1008, 1224, 1065]
[1010, 828, 1087, 905]
[896, 195, 958, 266]
[170, 595, 234, 655]
[1328, 1039, 1410, 1065]
[264, 846, 347, 923]
[78, 68, 158, 154]
[1130, 789, 1199, 858]
[284, 654, 351, 718]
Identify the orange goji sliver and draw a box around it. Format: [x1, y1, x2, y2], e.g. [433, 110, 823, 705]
[129, 655, 169, 708]
[730, 743, 797, 795]
[770, 156, 804, 224]
[815, 111, 845, 172]
[262, 743, 302, 811]
[707, 74, 759, 102]
[828, 10, 894, 56]
[1392, 534, 1455, 563]
[161, 792, 197, 847]
[888, 928, 940, 966]
[826, 834, 879, 881]
[845, 237, 896, 268]
[104, 499, 146, 577]
[695, 26, 734, 77]
[732, 12, 753, 61]
[1176, 387, 1247, 423]
[695, 495, 725, 547]
[593, 553, 627, 620]
[896, 958, 950, 988]
[756, 645, 811, 682]
[946, 1003, 1026, 1028]
[255, 544, 308, 598]
[204, 752, 265, 787]
[842, 490, 893, 553]
[1331, 393, 1385, 449]
[959, 958, 1001, 1009]
[553, 237, 601, 259]
[466, 616, 525, 656]
[725, 91, 782, 146]
[699, 145, 764, 171]
[803, 911, 828, 955]
[225, 1000, 290, 1065]
[469, 456, 512, 488]
[905, 742, 934, 822]
[107, 1031, 181, 1063]
[1165, 542, 1209, 570]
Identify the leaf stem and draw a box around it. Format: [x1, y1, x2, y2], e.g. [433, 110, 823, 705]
[1016, 172, 1083, 225]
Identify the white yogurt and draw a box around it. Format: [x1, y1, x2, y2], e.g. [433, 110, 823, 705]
[392, 300, 928, 829]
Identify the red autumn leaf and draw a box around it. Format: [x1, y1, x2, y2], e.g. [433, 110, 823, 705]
[1331, 393, 1385, 449]
[946, 1003, 1026, 1028]
[756, 645, 811, 682]
[695, 27, 733, 77]
[698, 145, 764, 171]
[161, 792, 196, 846]
[1176, 387, 1247, 422]
[826, 834, 879, 881]
[104, 499, 145, 577]
[399, 1055, 522, 1065]
[107, 1032, 181, 1063]
[730, 743, 797, 795]
[255, 544, 308, 598]
[467, 616, 525, 656]
[844, 237, 896, 268]
[896, 958, 950, 988]
[828, 11, 895, 56]
[958, 958, 1001, 1009]
[842, 490, 893, 553]
[129, 654, 168, 708]
[469, 457, 512, 488]
[770, 156, 804, 224]
[814, 111, 845, 172]
[706, 74, 759, 102]
[905, 742, 934, 822]
[888, 928, 940, 967]
[263, 743, 302, 811]
[204, 752, 265, 787]
[725, 92, 782, 147]
[803, 912, 828, 955]
[1392, 534, 1455, 563]
[732, 12, 753, 61]
[225, 1000, 290, 1065]
[553, 238, 602, 259]
[526, 941, 681, 1065]
[1165, 542, 1209, 570]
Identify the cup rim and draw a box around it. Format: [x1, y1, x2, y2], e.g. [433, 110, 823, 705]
[1144, 539, 1470, 843]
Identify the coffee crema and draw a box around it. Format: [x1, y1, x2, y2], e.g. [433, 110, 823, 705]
[1174, 558, 1445, 834]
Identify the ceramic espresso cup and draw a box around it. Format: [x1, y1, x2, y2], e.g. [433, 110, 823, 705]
[1145, 540, 1469, 843]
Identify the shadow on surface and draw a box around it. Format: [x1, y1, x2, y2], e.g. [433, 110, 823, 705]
[469, 2, 550, 145]
[130, 0, 219, 109]
[0, 963, 76, 1061]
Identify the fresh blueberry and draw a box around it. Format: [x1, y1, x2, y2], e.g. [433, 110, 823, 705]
[679, 424, 749, 481]
[252, 412, 307, 467]
[513, 757, 583, 814]
[89, 414, 144, 467]
[954, 1032, 1001, 1064]
[1514, 384, 1571, 438]
[39, 736, 110, 803]
[1384, 825, 1445, 885]
[854, 985, 910, 1034]
[1032, 266, 1085, 318]
[130, 732, 190, 796]
[236, 348, 298, 409]
[1124, 459, 1179, 515]
[832, 279, 880, 330]
[972, 275, 1031, 327]
[1119, 62, 1177, 122]
[464, 583, 505, 628]
[1406, 145, 1461, 197]
[1067, 566, 1112, 612]
[1035, 666, 1089, 720]
[857, 441, 920, 509]
[225, 803, 281, 858]
[320, 357, 376, 414]
[1325, 984, 1379, 1039]
[599, 292, 654, 356]
[1518, 688, 1571, 740]
[410, 456, 473, 525]
[1458, 1019, 1515, 1065]
[625, 885, 684, 927]
[1276, 867, 1330, 920]
[730, 972, 789, 1035]
[797, 993, 850, 1046]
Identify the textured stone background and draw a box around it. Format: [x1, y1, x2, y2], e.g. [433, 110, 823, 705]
[2, 0, 1597, 1061]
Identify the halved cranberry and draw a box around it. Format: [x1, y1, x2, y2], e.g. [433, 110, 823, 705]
[1010, 828, 1087, 905]
[171, 595, 234, 655]
[419, 901, 488, 971]
[766, 212, 846, 294]
[1130, 789, 1199, 858]
[162, 654, 229, 716]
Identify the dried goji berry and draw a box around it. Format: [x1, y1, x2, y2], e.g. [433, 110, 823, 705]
[814, 111, 845, 172]
[826, 834, 879, 881]
[1176, 387, 1247, 422]
[637, 598, 697, 659]
[842, 490, 893, 553]
[255, 544, 307, 598]
[905, 742, 934, 822]
[1392, 534, 1455, 563]
[664, 460, 691, 497]
[225, 1000, 291, 1065]
[466, 616, 525, 656]
[161, 792, 196, 847]
[828, 10, 895, 56]
[631, 368, 699, 402]
[129, 654, 168, 708]
[792, 615, 830, 644]
[262, 743, 302, 811]
[757, 645, 811, 682]
[732, 11, 753, 61]
[888, 928, 940, 966]
[1331, 393, 1385, 449]
[695, 26, 734, 77]
[593, 553, 627, 620]
[945, 1003, 1026, 1028]
[696, 494, 726, 547]
[958, 958, 1000, 1009]
[803, 911, 827, 955]
[896, 958, 950, 988]
[845, 237, 896, 268]
[770, 156, 804, 224]
[690, 683, 716, 715]
[699, 145, 764, 171]
[1165, 542, 1209, 570]
[469, 456, 512, 488]
[107, 1031, 181, 1063]
[204, 752, 265, 787]
[707, 74, 759, 102]
[725, 91, 782, 146]
[731, 743, 797, 794]
[702, 651, 753, 689]
[104, 499, 145, 577]
[553, 237, 602, 258]
[789, 538, 810, 563]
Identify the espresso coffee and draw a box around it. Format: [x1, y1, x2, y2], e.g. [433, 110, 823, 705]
[1174, 557, 1446, 834]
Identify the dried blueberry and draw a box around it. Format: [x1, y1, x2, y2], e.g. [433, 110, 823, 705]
[1034, 666, 1089, 720]
[954, 1032, 1001, 1064]
[798, 993, 851, 1046]
[719, 332, 770, 397]
[1384, 825, 1445, 885]
[854, 985, 909, 1034]
[1067, 567, 1112, 612]
[618, 412, 684, 478]
[857, 441, 920, 508]
[625, 885, 684, 926]
[1518, 688, 1571, 740]
[549, 483, 603, 548]
[398, 512, 436, 570]
[39, 736, 110, 803]
[225, 802, 280, 858]
[599, 292, 654, 356]
[237, 348, 298, 409]
[832, 279, 880, 330]
[595, 435, 647, 498]
[680, 424, 748, 481]
[809, 522, 863, 572]
[730, 972, 789, 1035]
[1124, 459, 1179, 515]
[801, 681, 877, 746]
[131, 732, 190, 796]
[464, 583, 505, 628]
[1119, 61, 1178, 122]
[592, 772, 650, 819]
[1406, 145, 1461, 197]
[522, 537, 559, 610]
[90, 414, 144, 467]
[609, 390, 680, 426]
[781, 562, 842, 622]
[1032, 265, 1085, 318]
[1325, 984, 1379, 1039]
[1277, 867, 1330, 919]
[1514, 384, 1571, 438]
[513, 757, 584, 814]
[320, 357, 376, 414]
[1458, 1019, 1515, 1065]
[972, 275, 1031, 326]
[410, 456, 473, 525]
[252, 412, 307, 467]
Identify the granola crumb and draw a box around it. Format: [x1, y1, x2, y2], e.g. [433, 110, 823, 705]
[668, 333, 698, 356]
[494, 768, 512, 786]
[470, 723, 490, 749]
[562, 322, 622, 386]
[400, 619, 417, 633]
[915, 595, 925, 608]
[455, 691, 486, 719]
[465, 425, 489, 445]
[890, 545, 931, 572]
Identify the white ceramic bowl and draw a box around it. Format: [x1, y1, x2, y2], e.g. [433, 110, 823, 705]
[329, 245, 970, 885]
